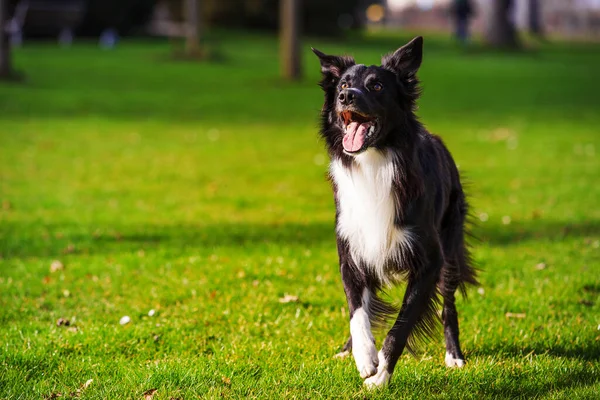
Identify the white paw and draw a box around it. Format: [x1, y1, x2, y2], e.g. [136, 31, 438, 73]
[350, 307, 378, 378]
[353, 342, 378, 378]
[364, 351, 391, 389]
[445, 352, 466, 368]
[364, 368, 391, 388]
[333, 350, 350, 359]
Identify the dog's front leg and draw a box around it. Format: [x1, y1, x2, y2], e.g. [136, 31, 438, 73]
[337, 238, 378, 379]
[364, 240, 443, 388]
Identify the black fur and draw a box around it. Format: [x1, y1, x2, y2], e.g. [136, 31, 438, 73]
[313, 37, 478, 382]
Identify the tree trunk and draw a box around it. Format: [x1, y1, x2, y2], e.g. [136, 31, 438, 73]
[183, 0, 202, 57]
[0, 0, 12, 78]
[528, 0, 543, 37]
[280, 0, 302, 81]
[484, 0, 520, 48]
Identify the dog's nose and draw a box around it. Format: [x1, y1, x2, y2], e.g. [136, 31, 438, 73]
[338, 89, 355, 106]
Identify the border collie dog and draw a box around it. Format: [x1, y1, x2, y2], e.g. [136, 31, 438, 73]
[312, 37, 478, 388]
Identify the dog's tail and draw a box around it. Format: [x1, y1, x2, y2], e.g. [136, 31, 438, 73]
[368, 283, 442, 357]
[367, 291, 399, 330]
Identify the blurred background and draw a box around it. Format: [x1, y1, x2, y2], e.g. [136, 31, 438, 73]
[2, 0, 600, 56]
[1, 1, 599, 398]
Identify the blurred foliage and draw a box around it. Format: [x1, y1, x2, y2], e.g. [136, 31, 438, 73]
[15, 0, 362, 37]
[165, 0, 362, 36]
[78, 0, 158, 35]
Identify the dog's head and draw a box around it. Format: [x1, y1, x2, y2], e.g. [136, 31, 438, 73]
[313, 36, 423, 155]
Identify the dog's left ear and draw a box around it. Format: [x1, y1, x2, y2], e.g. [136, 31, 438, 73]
[312, 48, 355, 80]
[381, 36, 423, 78]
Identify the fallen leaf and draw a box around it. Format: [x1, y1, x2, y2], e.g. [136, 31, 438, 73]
[143, 388, 158, 399]
[56, 318, 70, 327]
[535, 263, 546, 270]
[505, 312, 526, 319]
[279, 294, 299, 303]
[222, 376, 231, 385]
[62, 244, 75, 254]
[50, 260, 64, 273]
[43, 393, 62, 399]
[209, 290, 217, 299]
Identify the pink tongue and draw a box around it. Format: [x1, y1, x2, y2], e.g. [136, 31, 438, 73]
[343, 122, 369, 152]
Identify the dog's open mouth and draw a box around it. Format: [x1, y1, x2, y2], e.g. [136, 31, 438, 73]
[340, 110, 376, 153]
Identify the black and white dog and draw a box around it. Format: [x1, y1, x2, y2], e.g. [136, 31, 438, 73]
[312, 37, 478, 388]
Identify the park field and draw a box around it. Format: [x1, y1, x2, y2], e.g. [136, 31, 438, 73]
[0, 31, 599, 399]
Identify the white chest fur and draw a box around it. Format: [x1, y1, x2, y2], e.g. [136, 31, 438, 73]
[331, 149, 412, 284]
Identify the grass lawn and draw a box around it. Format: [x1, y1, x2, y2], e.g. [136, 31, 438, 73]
[1, 31, 599, 399]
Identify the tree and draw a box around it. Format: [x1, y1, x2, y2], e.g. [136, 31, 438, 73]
[280, 0, 301, 81]
[0, 0, 12, 79]
[183, 0, 203, 57]
[528, 0, 543, 38]
[484, 0, 520, 48]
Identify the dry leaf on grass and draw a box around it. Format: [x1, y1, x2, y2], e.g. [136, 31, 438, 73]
[143, 388, 158, 399]
[505, 312, 526, 319]
[50, 260, 64, 273]
[535, 263, 546, 270]
[56, 318, 70, 327]
[278, 294, 299, 303]
[68, 379, 93, 397]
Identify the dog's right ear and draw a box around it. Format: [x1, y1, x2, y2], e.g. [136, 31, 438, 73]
[311, 48, 355, 83]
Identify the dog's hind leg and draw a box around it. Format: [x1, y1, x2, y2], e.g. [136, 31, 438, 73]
[440, 280, 465, 368]
[439, 192, 477, 368]
[334, 337, 352, 358]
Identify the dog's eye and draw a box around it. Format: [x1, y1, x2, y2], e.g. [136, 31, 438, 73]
[340, 82, 348, 90]
[373, 82, 383, 91]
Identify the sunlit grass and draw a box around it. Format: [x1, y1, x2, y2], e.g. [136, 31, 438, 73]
[0, 31, 599, 399]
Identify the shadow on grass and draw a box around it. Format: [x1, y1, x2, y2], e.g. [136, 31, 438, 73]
[472, 219, 599, 246]
[456, 343, 600, 397]
[2, 218, 598, 259]
[0, 221, 336, 259]
[474, 340, 600, 362]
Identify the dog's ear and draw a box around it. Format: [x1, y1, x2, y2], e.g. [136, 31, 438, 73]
[381, 36, 423, 78]
[312, 48, 355, 81]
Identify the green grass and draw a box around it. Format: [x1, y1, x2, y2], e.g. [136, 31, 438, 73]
[1, 31, 599, 399]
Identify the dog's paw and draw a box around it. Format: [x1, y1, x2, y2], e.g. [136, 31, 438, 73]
[353, 343, 378, 378]
[445, 352, 466, 368]
[364, 368, 391, 389]
[364, 350, 391, 389]
[333, 350, 350, 359]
